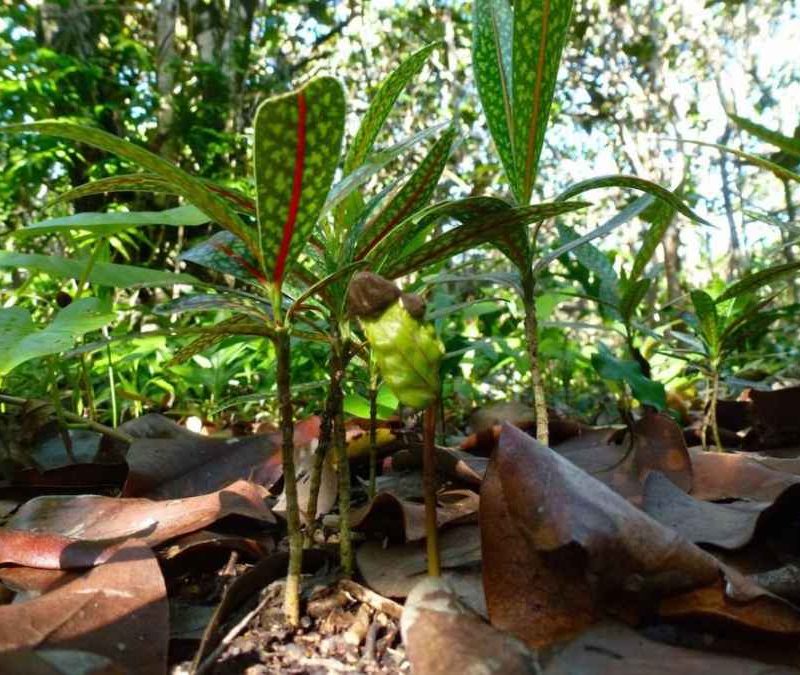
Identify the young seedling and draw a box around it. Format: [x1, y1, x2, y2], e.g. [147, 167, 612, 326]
[348, 271, 444, 575]
[472, 0, 707, 445]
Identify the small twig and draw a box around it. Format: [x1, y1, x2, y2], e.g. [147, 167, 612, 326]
[194, 587, 277, 675]
[337, 579, 402, 621]
[0, 393, 133, 445]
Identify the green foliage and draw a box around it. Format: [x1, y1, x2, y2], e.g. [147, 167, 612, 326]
[591, 343, 666, 410]
[0, 298, 113, 376]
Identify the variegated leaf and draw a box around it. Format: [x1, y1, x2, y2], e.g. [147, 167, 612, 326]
[47, 173, 177, 208]
[344, 43, 437, 173]
[0, 121, 255, 250]
[254, 76, 345, 285]
[166, 315, 261, 367]
[355, 126, 458, 259]
[513, 0, 574, 204]
[181, 231, 266, 285]
[473, 0, 517, 194]
[629, 197, 676, 283]
[154, 293, 271, 321]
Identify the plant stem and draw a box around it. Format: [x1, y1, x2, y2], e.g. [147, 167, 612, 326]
[48, 358, 76, 464]
[423, 401, 440, 577]
[708, 368, 724, 452]
[368, 365, 378, 500]
[522, 274, 549, 446]
[275, 327, 302, 626]
[304, 378, 334, 538]
[330, 327, 353, 576]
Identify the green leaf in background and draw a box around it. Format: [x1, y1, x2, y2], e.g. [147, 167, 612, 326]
[181, 231, 266, 285]
[0, 121, 254, 249]
[253, 76, 345, 285]
[15, 205, 209, 238]
[473, 0, 517, 196]
[556, 174, 708, 225]
[343, 386, 397, 420]
[629, 197, 676, 283]
[690, 289, 719, 352]
[0, 251, 197, 287]
[729, 113, 800, 160]
[344, 43, 437, 173]
[591, 343, 666, 410]
[355, 126, 458, 259]
[675, 139, 800, 184]
[716, 261, 800, 302]
[512, 0, 575, 204]
[0, 298, 114, 376]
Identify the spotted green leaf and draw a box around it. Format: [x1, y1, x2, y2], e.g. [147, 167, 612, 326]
[0, 298, 114, 376]
[0, 121, 254, 250]
[716, 261, 800, 303]
[0, 251, 196, 287]
[473, 0, 517, 195]
[254, 76, 345, 286]
[154, 293, 272, 321]
[513, 0, 574, 204]
[556, 174, 709, 225]
[619, 277, 652, 323]
[356, 126, 458, 259]
[344, 43, 437, 173]
[690, 290, 719, 352]
[166, 315, 265, 367]
[181, 231, 266, 285]
[47, 173, 177, 208]
[629, 197, 676, 283]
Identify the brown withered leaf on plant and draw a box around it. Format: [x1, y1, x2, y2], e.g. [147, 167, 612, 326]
[400, 577, 539, 675]
[0, 544, 168, 673]
[480, 424, 800, 649]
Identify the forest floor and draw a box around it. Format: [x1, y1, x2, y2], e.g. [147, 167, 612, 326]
[2, 388, 800, 673]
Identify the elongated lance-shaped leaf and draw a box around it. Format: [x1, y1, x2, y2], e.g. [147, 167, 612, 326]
[46, 173, 178, 208]
[473, 0, 517, 195]
[355, 126, 458, 259]
[665, 138, 800, 184]
[367, 196, 514, 265]
[0, 121, 254, 250]
[513, 0, 574, 204]
[202, 180, 256, 215]
[166, 315, 266, 367]
[323, 124, 446, 217]
[381, 200, 589, 278]
[629, 197, 676, 284]
[493, 223, 532, 270]
[0, 298, 114, 376]
[0, 251, 197, 287]
[15, 205, 209, 239]
[690, 290, 719, 353]
[254, 76, 345, 286]
[287, 260, 367, 320]
[556, 174, 709, 225]
[729, 113, 800, 160]
[181, 231, 266, 285]
[619, 277, 652, 323]
[534, 194, 652, 273]
[716, 261, 800, 302]
[344, 43, 437, 173]
[154, 293, 272, 321]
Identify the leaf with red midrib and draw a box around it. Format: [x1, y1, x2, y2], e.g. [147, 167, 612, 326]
[254, 77, 345, 287]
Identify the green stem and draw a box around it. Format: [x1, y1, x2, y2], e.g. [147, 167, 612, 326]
[275, 327, 302, 626]
[48, 358, 76, 464]
[423, 401, 440, 576]
[709, 368, 724, 452]
[522, 274, 548, 446]
[368, 365, 378, 500]
[330, 327, 353, 576]
[304, 376, 335, 539]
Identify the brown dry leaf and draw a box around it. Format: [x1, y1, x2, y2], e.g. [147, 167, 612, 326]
[631, 411, 693, 494]
[400, 577, 539, 675]
[689, 448, 800, 501]
[0, 649, 124, 675]
[2, 479, 274, 568]
[0, 545, 168, 673]
[120, 414, 288, 498]
[542, 622, 798, 674]
[480, 424, 800, 649]
[742, 386, 800, 450]
[643, 471, 800, 550]
[356, 524, 484, 614]
[350, 489, 479, 543]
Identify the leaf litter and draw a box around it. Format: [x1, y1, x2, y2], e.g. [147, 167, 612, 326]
[2, 396, 800, 672]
